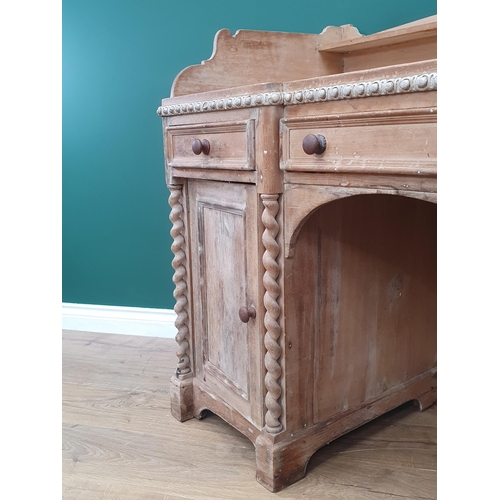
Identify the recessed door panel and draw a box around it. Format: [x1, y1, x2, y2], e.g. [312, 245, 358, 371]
[203, 204, 249, 396]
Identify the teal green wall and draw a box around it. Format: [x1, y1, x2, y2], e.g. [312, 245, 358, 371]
[62, 0, 437, 309]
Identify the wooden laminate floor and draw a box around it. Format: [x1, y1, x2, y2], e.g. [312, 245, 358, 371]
[62, 330, 437, 500]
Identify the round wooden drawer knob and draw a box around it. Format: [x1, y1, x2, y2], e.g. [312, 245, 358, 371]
[192, 138, 210, 155]
[302, 134, 327, 155]
[238, 306, 256, 323]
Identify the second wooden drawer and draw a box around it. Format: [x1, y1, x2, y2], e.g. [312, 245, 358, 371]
[280, 109, 437, 176]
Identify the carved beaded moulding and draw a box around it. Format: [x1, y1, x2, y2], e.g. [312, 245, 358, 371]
[157, 72, 437, 117]
[158, 92, 284, 117]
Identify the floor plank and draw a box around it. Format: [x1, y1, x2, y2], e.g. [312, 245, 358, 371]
[62, 330, 176, 392]
[62, 330, 436, 499]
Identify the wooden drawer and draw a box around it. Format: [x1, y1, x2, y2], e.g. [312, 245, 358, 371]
[166, 119, 255, 171]
[281, 108, 437, 176]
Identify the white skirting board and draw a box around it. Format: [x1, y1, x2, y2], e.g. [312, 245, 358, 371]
[62, 303, 177, 338]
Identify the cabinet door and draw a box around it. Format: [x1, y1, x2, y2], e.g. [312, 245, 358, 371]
[188, 180, 263, 427]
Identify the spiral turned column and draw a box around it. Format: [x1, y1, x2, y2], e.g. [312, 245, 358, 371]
[261, 194, 283, 434]
[168, 184, 191, 380]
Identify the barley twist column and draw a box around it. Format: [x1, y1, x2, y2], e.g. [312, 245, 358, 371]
[168, 184, 191, 379]
[261, 194, 283, 434]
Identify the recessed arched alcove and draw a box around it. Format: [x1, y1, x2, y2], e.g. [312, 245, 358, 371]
[283, 193, 436, 428]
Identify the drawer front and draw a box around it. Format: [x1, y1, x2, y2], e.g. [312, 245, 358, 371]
[166, 119, 255, 170]
[281, 109, 437, 175]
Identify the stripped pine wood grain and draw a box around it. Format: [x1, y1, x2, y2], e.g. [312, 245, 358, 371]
[62, 330, 436, 499]
[157, 18, 437, 493]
